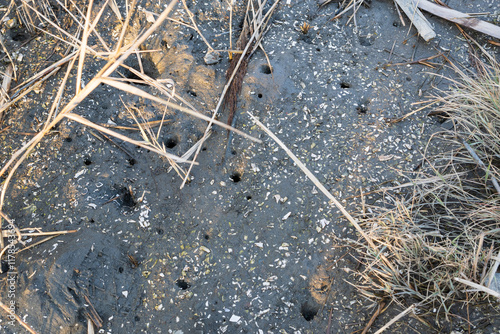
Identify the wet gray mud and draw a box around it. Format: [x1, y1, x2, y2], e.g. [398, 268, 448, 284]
[0, 0, 499, 333]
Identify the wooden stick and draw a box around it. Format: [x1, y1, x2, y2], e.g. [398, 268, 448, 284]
[362, 301, 386, 334]
[393, 0, 436, 41]
[76, 0, 94, 95]
[416, 0, 500, 39]
[14, 235, 57, 255]
[374, 304, 415, 334]
[455, 277, 500, 300]
[248, 113, 379, 251]
[1, 230, 77, 238]
[0, 63, 13, 109]
[83, 295, 103, 328]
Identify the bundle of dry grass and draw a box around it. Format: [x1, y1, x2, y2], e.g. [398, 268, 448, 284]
[354, 55, 500, 318]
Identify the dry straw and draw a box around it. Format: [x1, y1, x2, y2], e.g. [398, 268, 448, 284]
[353, 53, 500, 323]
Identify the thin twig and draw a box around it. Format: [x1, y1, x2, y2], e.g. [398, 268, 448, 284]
[0, 300, 38, 333]
[455, 278, 500, 300]
[362, 301, 386, 334]
[248, 113, 381, 253]
[373, 304, 416, 334]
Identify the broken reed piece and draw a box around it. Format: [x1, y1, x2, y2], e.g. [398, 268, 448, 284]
[415, 0, 500, 39]
[393, 0, 436, 41]
[0, 63, 13, 106]
[455, 277, 500, 300]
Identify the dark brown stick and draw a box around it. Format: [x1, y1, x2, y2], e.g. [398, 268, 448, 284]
[362, 301, 386, 334]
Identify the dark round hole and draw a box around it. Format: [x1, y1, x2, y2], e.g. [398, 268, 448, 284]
[10, 29, 30, 42]
[229, 172, 241, 183]
[89, 218, 95, 223]
[260, 64, 272, 74]
[1, 260, 9, 274]
[127, 158, 136, 166]
[246, 195, 252, 200]
[231, 150, 236, 156]
[257, 93, 263, 98]
[134, 316, 140, 322]
[340, 82, 351, 89]
[118, 267, 124, 273]
[187, 90, 197, 97]
[165, 137, 178, 149]
[65, 137, 73, 142]
[176, 279, 191, 290]
[121, 191, 136, 208]
[204, 234, 210, 240]
[201, 147, 207, 151]
[301, 302, 319, 321]
[84, 158, 92, 166]
[356, 105, 368, 114]
[157, 228, 164, 235]
[316, 48, 320, 52]
[406, 77, 412, 81]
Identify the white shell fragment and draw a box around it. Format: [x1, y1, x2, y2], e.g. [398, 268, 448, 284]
[204, 50, 221, 65]
[146, 12, 155, 23]
[319, 219, 330, 229]
[229, 315, 241, 323]
[199, 246, 211, 253]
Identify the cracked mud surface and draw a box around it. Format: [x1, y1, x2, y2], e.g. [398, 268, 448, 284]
[0, 0, 499, 333]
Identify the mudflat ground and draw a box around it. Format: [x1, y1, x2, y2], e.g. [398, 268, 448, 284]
[0, 0, 499, 333]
